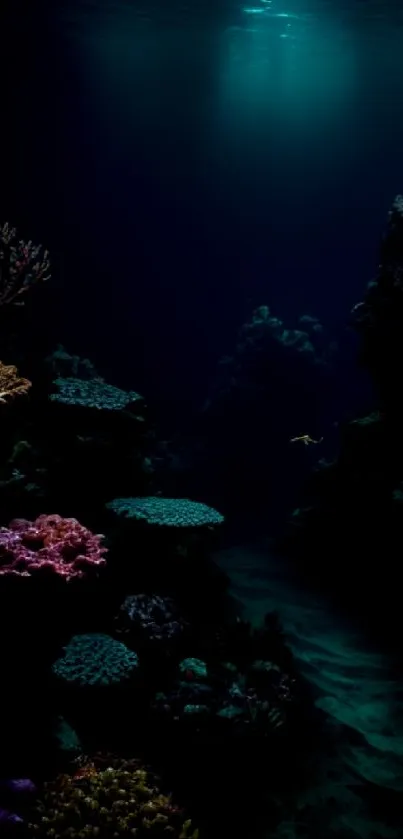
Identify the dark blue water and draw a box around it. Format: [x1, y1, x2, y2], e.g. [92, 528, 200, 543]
[2, 0, 403, 426]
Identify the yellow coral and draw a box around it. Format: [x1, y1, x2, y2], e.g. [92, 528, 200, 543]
[0, 360, 31, 403]
[29, 756, 198, 839]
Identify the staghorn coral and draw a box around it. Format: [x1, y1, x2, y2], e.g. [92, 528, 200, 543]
[52, 633, 139, 687]
[0, 360, 31, 402]
[106, 497, 224, 528]
[0, 513, 107, 580]
[29, 755, 199, 838]
[0, 221, 50, 306]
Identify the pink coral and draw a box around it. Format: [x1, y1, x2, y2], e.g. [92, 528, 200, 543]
[0, 514, 107, 580]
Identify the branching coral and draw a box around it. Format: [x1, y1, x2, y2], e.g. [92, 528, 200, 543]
[0, 221, 50, 306]
[28, 755, 199, 838]
[0, 513, 107, 580]
[0, 360, 31, 402]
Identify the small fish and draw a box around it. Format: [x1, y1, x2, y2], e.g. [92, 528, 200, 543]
[290, 434, 323, 446]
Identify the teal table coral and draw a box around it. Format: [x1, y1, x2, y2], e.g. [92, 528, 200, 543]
[105, 496, 224, 528]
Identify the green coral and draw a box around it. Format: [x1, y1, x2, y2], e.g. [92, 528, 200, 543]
[50, 377, 143, 411]
[52, 634, 139, 687]
[105, 497, 224, 528]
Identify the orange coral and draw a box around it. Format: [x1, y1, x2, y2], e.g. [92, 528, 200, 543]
[0, 361, 31, 403]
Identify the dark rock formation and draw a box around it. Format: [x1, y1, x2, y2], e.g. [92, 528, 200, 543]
[283, 196, 403, 635]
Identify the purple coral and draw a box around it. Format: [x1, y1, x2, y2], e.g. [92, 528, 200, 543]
[0, 514, 107, 581]
[0, 222, 50, 306]
[0, 778, 36, 828]
[116, 594, 187, 642]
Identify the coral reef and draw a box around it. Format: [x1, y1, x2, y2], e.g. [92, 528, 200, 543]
[0, 222, 50, 307]
[106, 497, 224, 529]
[0, 514, 107, 580]
[0, 361, 31, 402]
[52, 634, 139, 688]
[0, 214, 311, 839]
[28, 756, 198, 838]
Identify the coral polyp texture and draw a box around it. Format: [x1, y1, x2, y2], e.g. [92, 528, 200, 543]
[52, 633, 139, 687]
[106, 497, 225, 528]
[116, 594, 187, 642]
[29, 755, 198, 838]
[0, 221, 50, 306]
[0, 514, 107, 580]
[0, 360, 31, 402]
[50, 376, 144, 412]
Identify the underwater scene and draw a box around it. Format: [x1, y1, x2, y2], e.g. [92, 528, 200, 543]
[1, 0, 403, 837]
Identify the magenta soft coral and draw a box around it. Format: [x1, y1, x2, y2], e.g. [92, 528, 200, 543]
[0, 514, 107, 580]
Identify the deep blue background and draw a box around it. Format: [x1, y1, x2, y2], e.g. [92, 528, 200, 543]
[1, 0, 403, 429]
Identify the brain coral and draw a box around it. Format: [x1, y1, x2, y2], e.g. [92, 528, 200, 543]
[0, 514, 107, 580]
[52, 633, 139, 687]
[50, 376, 143, 411]
[106, 497, 224, 528]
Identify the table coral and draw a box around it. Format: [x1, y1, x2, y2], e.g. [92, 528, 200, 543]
[52, 633, 139, 687]
[0, 514, 107, 580]
[28, 755, 199, 838]
[50, 377, 143, 412]
[106, 497, 224, 528]
[0, 360, 31, 402]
